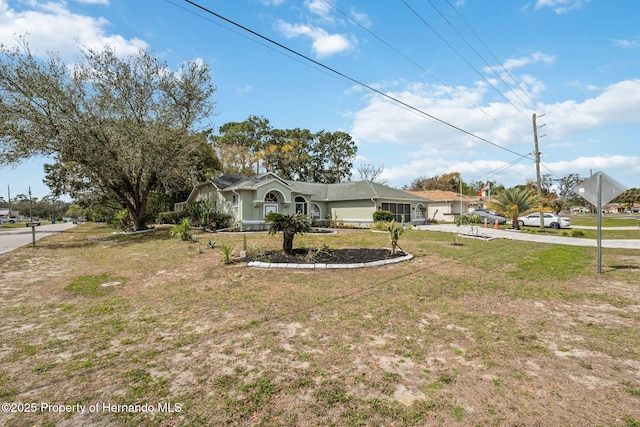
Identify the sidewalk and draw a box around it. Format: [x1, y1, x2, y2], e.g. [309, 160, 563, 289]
[414, 224, 640, 249]
[0, 222, 78, 255]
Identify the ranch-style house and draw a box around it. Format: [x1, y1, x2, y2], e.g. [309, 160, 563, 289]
[175, 173, 432, 229]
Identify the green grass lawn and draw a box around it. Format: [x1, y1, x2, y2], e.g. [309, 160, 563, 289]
[1, 223, 639, 426]
[568, 214, 640, 227]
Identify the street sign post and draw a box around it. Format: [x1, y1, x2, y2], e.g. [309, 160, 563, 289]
[26, 221, 41, 248]
[573, 171, 627, 273]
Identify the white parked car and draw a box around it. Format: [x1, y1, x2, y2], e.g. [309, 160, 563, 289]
[0, 217, 18, 224]
[517, 213, 570, 229]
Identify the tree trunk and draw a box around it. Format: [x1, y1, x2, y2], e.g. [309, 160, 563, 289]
[283, 228, 295, 254]
[512, 215, 520, 230]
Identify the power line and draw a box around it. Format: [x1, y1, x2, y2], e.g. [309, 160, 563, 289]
[322, 0, 498, 123]
[180, 0, 533, 160]
[470, 155, 530, 184]
[324, 0, 533, 146]
[399, 0, 528, 118]
[444, 0, 538, 110]
[164, 0, 342, 84]
[425, 0, 533, 112]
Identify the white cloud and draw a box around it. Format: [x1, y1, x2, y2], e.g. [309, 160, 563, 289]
[0, 0, 147, 61]
[501, 52, 555, 71]
[349, 8, 372, 28]
[612, 38, 640, 48]
[305, 0, 332, 19]
[276, 20, 354, 58]
[350, 81, 529, 150]
[534, 0, 590, 14]
[349, 77, 640, 188]
[541, 79, 640, 137]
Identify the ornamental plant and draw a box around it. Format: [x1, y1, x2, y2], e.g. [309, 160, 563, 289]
[387, 221, 405, 255]
[265, 212, 311, 255]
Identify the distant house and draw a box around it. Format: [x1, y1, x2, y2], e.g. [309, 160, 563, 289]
[0, 208, 19, 218]
[570, 206, 590, 214]
[176, 173, 432, 229]
[403, 190, 481, 222]
[603, 202, 640, 214]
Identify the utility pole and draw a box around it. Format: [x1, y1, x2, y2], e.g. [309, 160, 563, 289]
[532, 113, 544, 230]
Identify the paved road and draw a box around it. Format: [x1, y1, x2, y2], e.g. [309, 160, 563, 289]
[0, 222, 78, 255]
[415, 224, 640, 249]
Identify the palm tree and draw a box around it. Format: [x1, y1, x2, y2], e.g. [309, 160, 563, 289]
[485, 187, 541, 230]
[265, 212, 311, 254]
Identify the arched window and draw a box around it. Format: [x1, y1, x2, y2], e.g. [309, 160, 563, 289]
[264, 192, 278, 203]
[415, 203, 425, 219]
[295, 196, 307, 215]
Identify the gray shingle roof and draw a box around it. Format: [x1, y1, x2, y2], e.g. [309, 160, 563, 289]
[210, 175, 246, 189]
[209, 174, 431, 202]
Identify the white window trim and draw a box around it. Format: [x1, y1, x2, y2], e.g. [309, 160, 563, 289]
[264, 204, 278, 217]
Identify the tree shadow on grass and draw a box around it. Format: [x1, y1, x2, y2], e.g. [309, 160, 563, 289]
[607, 264, 640, 271]
[38, 226, 174, 250]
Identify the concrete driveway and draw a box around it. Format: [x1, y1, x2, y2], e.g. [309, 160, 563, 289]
[415, 224, 640, 249]
[0, 222, 78, 255]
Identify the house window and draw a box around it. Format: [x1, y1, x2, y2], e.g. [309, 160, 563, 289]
[381, 203, 411, 223]
[232, 194, 239, 207]
[310, 203, 321, 220]
[295, 196, 307, 215]
[415, 203, 425, 220]
[264, 192, 278, 203]
[264, 204, 278, 217]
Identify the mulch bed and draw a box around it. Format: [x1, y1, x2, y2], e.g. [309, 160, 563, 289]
[249, 248, 406, 264]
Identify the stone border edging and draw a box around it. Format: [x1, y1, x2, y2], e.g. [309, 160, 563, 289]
[248, 252, 413, 269]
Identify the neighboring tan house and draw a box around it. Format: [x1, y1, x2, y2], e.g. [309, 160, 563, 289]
[175, 173, 432, 229]
[603, 202, 640, 214]
[404, 190, 480, 223]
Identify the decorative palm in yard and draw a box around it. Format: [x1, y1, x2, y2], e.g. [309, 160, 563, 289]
[265, 212, 312, 255]
[485, 187, 540, 230]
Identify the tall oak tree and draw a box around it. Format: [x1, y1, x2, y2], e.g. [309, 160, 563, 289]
[0, 40, 218, 230]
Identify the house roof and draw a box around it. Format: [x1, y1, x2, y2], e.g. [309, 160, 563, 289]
[323, 181, 430, 202]
[287, 180, 431, 202]
[210, 174, 255, 190]
[404, 190, 480, 203]
[208, 174, 432, 202]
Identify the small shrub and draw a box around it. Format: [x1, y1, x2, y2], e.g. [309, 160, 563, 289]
[455, 213, 482, 226]
[570, 229, 585, 238]
[112, 209, 133, 231]
[388, 221, 405, 255]
[207, 239, 216, 249]
[220, 244, 235, 265]
[373, 210, 394, 223]
[156, 210, 188, 225]
[208, 212, 233, 230]
[304, 244, 331, 263]
[170, 218, 193, 241]
[371, 220, 393, 231]
[246, 243, 267, 261]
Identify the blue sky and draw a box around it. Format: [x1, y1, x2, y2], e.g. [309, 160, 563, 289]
[1, 0, 639, 201]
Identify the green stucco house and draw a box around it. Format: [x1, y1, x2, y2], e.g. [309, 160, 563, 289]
[175, 173, 431, 229]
